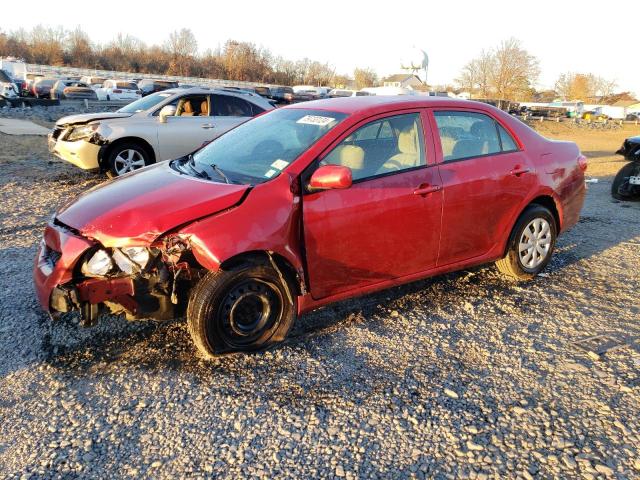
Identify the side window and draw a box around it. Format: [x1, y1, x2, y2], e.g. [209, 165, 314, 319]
[497, 124, 518, 152]
[212, 95, 253, 117]
[321, 113, 425, 181]
[434, 111, 501, 161]
[176, 95, 208, 117]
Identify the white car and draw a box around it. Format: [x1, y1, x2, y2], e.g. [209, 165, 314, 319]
[97, 80, 142, 101]
[328, 89, 371, 98]
[48, 87, 275, 176]
[79, 76, 107, 90]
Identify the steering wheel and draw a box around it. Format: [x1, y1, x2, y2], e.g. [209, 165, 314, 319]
[252, 140, 285, 158]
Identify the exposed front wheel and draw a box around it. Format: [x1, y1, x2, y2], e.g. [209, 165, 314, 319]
[496, 205, 557, 280]
[187, 263, 296, 358]
[106, 143, 150, 177]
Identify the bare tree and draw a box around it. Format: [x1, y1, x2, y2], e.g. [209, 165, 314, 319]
[491, 38, 539, 105]
[457, 50, 494, 98]
[555, 72, 617, 102]
[353, 67, 377, 89]
[457, 38, 539, 104]
[166, 29, 198, 76]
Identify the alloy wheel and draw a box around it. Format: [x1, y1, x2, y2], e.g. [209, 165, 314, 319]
[113, 149, 145, 175]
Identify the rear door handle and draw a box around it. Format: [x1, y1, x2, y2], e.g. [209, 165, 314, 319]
[413, 184, 442, 195]
[201, 123, 215, 129]
[510, 167, 530, 176]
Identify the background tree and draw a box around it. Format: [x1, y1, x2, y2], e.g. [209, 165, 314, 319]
[555, 72, 618, 102]
[457, 38, 539, 104]
[353, 67, 377, 89]
[165, 28, 198, 76]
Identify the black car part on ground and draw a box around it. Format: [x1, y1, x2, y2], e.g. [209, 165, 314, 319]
[612, 136, 640, 201]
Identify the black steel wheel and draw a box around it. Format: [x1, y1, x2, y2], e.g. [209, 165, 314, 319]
[187, 262, 296, 358]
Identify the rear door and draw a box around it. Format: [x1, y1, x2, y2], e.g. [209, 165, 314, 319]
[210, 94, 255, 136]
[157, 94, 217, 160]
[302, 111, 443, 299]
[431, 109, 536, 266]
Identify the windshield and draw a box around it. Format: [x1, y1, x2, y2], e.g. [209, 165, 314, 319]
[117, 92, 173, 113]
[188, 108, 348, 184]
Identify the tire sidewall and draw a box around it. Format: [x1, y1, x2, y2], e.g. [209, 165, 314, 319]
[611, 163, 640, 201]
[190, 265, 296, 356]
[508, 206, 557, 277]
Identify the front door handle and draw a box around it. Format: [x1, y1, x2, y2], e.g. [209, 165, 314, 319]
[201, 123, 215, 129]
[413, 184, 442, 196]
[510, 166, 530, 176]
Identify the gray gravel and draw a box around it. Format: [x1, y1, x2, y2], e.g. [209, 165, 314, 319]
[0, 129, 639, 479]
[0, 103, 121, 123]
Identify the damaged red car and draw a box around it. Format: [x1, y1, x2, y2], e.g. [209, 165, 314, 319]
[34, 96, 586, 357]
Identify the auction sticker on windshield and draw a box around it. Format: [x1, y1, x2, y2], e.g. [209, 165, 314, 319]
[271, 159, 289, 170]
[296, 115, 335, 126]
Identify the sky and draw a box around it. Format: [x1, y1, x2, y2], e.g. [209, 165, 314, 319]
[4, 0, 638, 95]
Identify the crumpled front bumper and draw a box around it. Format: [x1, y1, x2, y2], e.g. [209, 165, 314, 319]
[48, 135, 101, 170]
[33, 222, 94, 312]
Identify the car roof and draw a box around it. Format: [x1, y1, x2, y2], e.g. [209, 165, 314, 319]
[283, 95, 489, 115]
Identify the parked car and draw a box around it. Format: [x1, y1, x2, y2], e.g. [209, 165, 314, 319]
[24, 73, 44, 96]
[97, 79, 142, 101]
[80, 76, 107, 90]
[269, 86, 294, 104]
[328, 89, 371, 98]
[0, 69, 19, 99]
[35, 96, 587, 358]
[47, 87, 274, 176]
[50, 80, 99, 100]
[625, 112, 639, 122]
[254, 86, 272, 98]
[138, 79, 179, 96]
[31, 77, 58, 98]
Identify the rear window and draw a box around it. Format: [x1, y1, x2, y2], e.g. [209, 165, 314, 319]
[116, 82, 138, 90]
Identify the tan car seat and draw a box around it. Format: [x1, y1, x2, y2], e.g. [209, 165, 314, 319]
[181, 100, 194, 116]
[440, 136, 457, 160]
[323, 145, 365, 176]
[200, 100, 209, 116]
[378, 125, 421, 172]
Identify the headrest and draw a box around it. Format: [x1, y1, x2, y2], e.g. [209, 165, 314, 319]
[398, 127, 418, 154]
[325, 145, 365, 170]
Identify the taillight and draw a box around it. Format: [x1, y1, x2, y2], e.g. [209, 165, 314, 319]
[113, 89, 122, 93]
[578, 154, 588, 172]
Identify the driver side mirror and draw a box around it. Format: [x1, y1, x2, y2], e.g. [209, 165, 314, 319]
[308, 165, 352, 191]
[159, 104, 177, 123]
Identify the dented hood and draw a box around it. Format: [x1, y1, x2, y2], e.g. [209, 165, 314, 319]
[55, 112, 133, 127]
[56, 162, 250, 247]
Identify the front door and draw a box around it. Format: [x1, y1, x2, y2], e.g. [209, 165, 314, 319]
[157, 94, 216, 160]
[302, 111, 443, 299]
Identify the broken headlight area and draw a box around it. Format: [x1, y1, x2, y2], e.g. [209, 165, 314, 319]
[54, 240, 202, 327]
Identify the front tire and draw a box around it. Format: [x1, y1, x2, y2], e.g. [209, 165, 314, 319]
[611, 163, 640, 201]
[105, 142, 150, 177]
[496, 205, 557, 280]
[187, 263, 296, 358]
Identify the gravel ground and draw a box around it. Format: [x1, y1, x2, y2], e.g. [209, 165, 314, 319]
[0, 124, 639, 479]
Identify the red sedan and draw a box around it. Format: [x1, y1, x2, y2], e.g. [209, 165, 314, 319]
[34, 96, 586, 357]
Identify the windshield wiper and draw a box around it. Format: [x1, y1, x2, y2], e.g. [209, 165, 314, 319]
[211, 164, 230, 184]
[183, 154, 211, 180]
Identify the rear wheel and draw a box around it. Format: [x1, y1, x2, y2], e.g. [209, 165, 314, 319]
[187, 263, 296, 358]
[496, 205, 557, 280]
[611, 163, 640, 201]
[106, 142, 150, 177]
